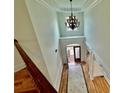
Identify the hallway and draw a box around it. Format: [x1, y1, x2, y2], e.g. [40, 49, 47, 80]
[67, 46, 87, 92]
[68, 63, 87, 93]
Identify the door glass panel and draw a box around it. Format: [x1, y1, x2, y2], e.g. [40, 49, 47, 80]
[75, 47, 80, 58]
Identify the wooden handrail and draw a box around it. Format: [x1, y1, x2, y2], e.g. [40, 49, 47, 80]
[14, 39, 57, 93]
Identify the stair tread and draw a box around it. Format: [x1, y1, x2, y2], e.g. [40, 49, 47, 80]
[14, 68, 39, 93]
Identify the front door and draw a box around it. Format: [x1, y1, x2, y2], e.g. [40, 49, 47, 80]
[74, 46, 81, 62]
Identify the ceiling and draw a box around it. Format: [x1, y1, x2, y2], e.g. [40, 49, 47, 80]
[35, 0, 102, 13]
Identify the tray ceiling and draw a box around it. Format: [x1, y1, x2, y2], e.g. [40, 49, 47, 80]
[35, 0, 102, 12]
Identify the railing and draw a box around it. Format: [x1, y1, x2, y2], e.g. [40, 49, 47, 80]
[14, 39, 57, 93]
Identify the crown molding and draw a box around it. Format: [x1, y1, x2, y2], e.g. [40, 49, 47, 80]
[35, 0, 57, 11]
[36, 0, 83, 13]
[35, 0, 102, 13]
[84, 0, 103, 12]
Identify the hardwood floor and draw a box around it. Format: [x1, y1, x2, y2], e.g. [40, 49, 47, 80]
[14, 68, 40, 93]
[81, 62, 110, 93]
[15, 62, 109, 93]
[58, 64, 68, 93]
[58, 62, 109, 93]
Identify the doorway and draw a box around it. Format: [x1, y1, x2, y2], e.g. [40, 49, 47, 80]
[66, 44, 81, 64]
[74, 46, 81, 62]
[67, 46, 75, 64]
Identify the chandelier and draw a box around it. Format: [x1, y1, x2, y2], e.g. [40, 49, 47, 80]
[65, 0, 80, 30]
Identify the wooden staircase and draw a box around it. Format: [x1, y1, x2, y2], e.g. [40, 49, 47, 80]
[14, 39, 57, 93]
[14, 68, 40, 93]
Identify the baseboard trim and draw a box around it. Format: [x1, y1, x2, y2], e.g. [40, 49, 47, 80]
[14, 63, 26, 72]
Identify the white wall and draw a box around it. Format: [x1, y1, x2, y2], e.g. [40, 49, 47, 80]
[14, 46, 26, 72]
[57, 12, 84, 37]
[59, 36, 86, 64]
[14, 0, 50, 82]
[84, 0, 110, 78]
[25, 0, 63, 90]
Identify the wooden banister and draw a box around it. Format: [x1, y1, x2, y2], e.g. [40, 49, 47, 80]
[14, 39, 57, 93]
